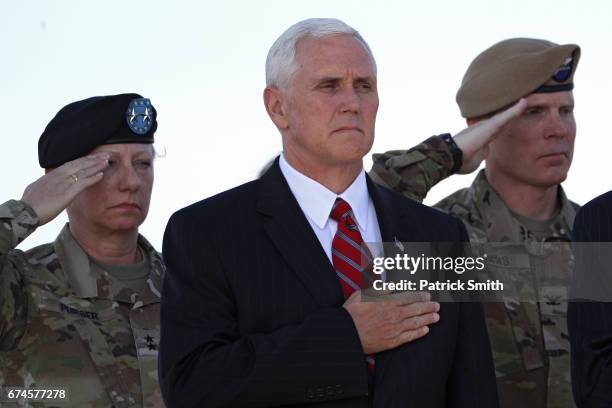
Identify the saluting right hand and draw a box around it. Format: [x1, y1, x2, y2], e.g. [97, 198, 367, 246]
[453, 98, 527, 174]
[20, 154, 109, 225]
[343, 290, 440, 354]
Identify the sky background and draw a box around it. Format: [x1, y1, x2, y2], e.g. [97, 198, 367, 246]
[2, 0, 611, 250]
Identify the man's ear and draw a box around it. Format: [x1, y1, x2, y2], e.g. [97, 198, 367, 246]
[263, 86, 289, 130]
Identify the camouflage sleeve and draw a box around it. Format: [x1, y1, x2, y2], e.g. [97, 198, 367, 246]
[369, 135, 456, 202]
[0, 199, 39, 350]
[0, 200, 39, 253]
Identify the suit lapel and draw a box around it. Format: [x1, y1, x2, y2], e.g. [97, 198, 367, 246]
[257, 159, 344, 307]
[366, 175, 418, 243]
[367, 177, 428, 385]
[365, 177, 401, 382]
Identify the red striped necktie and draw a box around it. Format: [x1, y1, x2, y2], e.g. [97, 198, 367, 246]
[330, 198, 375, 371]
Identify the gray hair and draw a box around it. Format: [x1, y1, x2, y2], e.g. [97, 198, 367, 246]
[265, 18, 376, 90]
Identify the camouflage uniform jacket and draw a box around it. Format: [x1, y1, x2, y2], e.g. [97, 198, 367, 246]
[371, 136, 577, 408]
[0, 200, 165, 408]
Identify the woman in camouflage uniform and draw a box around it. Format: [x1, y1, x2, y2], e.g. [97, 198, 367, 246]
[0, 94, 164, 407]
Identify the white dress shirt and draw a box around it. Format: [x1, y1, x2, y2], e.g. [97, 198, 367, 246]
[279, 153, 383, 263]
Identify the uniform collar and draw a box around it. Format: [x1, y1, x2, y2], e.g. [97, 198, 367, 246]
[53, 224, 162, 305]
[470, 170, 576, 243]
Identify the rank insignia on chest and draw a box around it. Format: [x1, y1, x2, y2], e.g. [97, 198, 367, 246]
[137, 330, 159, 357]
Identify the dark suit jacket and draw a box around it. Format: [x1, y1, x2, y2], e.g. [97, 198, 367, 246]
[569, 190, 612, 408]
[159, 160, 497, 407]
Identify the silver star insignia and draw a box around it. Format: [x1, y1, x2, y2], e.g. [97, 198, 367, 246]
[143, 107, 151, 122]
[129, 108, 137, 123]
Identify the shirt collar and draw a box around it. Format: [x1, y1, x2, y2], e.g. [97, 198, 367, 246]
[279, 153, 370, 231]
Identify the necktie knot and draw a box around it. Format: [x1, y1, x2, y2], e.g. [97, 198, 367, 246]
[330, 198, 354, 224]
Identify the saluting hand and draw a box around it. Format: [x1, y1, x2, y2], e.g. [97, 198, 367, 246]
[21, 154, 109, 225]
[454, 98, 527, 174]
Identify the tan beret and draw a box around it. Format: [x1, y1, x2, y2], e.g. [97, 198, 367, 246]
[456, 38, 580, 118]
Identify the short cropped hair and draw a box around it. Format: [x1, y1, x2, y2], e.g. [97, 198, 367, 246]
[265, 18, 376, 90]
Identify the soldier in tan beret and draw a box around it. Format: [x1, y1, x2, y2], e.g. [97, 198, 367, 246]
[370, 38, 581, 407]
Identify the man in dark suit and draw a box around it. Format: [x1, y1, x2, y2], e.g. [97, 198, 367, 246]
[568, 191, 612, 407]
[159, 18, 497, 407]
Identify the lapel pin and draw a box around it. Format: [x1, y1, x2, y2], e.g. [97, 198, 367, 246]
[394, 237, 404, 252]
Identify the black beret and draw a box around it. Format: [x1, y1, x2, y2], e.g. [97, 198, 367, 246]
[38, 93, 157, 168]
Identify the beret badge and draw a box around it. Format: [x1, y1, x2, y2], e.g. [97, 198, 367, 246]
[126, 98, 155, 135]
[552, 56, 574, 83]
